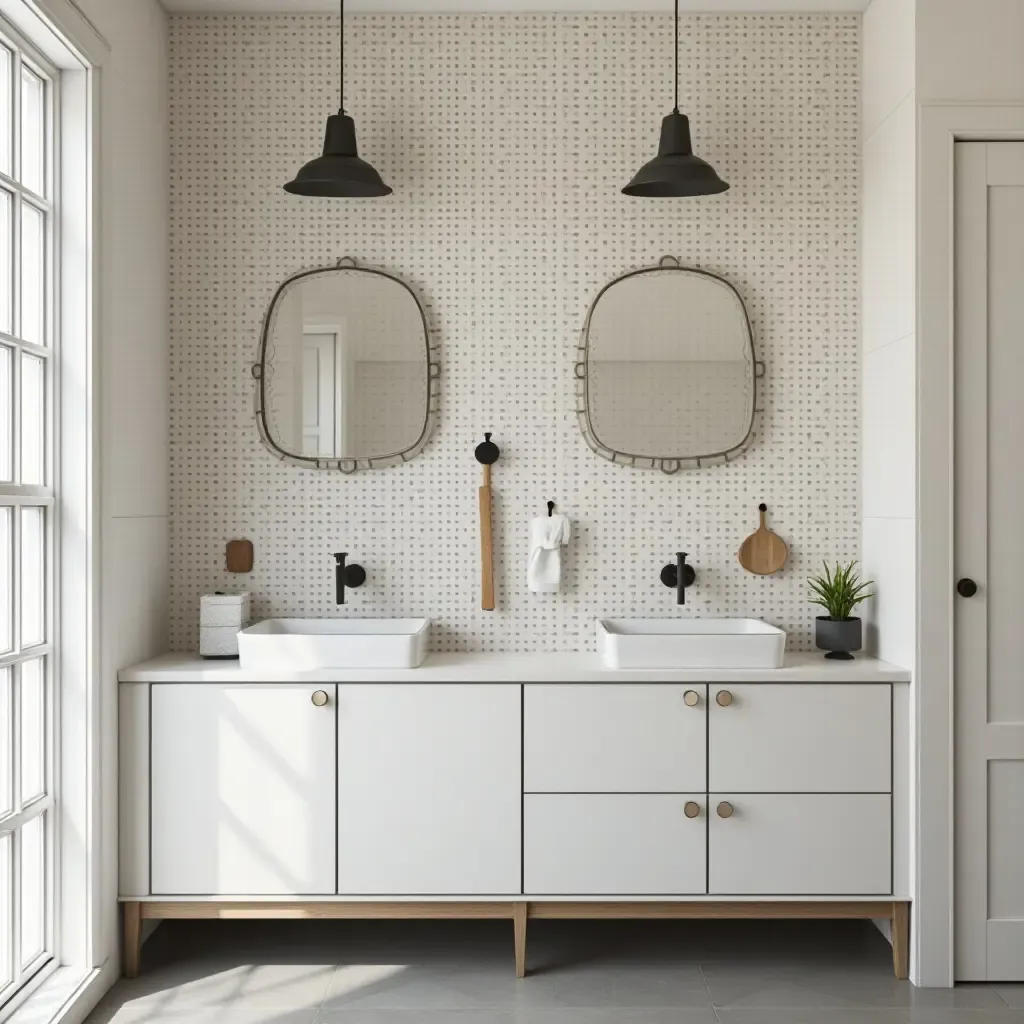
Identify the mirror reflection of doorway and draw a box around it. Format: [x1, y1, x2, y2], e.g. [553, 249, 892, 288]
[301, 328, 348, 458]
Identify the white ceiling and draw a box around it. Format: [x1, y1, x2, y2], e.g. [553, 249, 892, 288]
[160, 0, 869, 13]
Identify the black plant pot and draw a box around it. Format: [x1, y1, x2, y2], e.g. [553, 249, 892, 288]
[815, 616, 862, 660]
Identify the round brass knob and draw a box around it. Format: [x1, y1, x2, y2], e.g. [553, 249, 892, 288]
[311, 690, 329, 707]
[683, 690, 700, 707]
[684, 801, 701, 818]
[717, 801, 734, 818]
[716, 690, 733, 707]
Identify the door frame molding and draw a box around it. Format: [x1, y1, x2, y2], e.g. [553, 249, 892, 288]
[918, 103, 1024, 987]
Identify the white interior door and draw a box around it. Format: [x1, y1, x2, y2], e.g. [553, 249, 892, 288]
[301, 332, 337, 457]
[954, 141, 1024, 981]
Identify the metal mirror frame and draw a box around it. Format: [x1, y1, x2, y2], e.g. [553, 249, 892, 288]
[252, 257, 440, 473]
[575, 255, 764, 473]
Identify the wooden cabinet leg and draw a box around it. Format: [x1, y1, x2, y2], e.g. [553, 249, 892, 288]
[513, 902, 528, 979]
[123, 902, 142, 978]
[892, 901, 910, 980]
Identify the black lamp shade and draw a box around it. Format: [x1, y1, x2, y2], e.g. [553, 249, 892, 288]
[284, 113, 392, 197]
[623, 111, 729, 197]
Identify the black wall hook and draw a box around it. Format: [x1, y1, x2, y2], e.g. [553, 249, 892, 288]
[547, 501, 555, 517]
[474, 432, 500, 465]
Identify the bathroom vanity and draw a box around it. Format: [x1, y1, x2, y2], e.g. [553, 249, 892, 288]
[118, 651, 911, 980]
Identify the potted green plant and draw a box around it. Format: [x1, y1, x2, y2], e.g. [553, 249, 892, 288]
[808, 561, 875, 660]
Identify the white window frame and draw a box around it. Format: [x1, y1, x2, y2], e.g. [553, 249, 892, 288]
[0, 16, 60, 1016]
[0, 1, 106, 1022]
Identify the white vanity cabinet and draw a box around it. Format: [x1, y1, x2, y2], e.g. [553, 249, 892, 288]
[118, 653, 911, 981]
[150, 683, 338, 895]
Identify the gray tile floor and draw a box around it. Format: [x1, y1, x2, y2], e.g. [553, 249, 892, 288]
[84, 919, 1024, 1024]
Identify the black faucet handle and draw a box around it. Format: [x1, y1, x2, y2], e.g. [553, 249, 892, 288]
[344, 563, 367, 588]
[661, 552, 696, 605]
[334, 551, 366, 604]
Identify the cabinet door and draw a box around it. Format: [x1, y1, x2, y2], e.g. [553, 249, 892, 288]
[525, 684, 707, 792]
[151, 684, 337, 895]
[525, 794, 707, 895]
[709, 684, 890, 792]
[709, 793, 891, 895]
[337, 684, 521, 895]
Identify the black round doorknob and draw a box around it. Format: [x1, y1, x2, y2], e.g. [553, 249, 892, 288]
[957, 578, 978, 598]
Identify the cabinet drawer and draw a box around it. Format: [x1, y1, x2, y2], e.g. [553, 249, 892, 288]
[525, 684, 706, 792]
[709, 793, 891, 895]
[709, 684, 891, 792]
[525, 794, 707, 895]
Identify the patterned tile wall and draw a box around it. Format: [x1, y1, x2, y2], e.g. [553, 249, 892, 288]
[169, 13, 860, 653]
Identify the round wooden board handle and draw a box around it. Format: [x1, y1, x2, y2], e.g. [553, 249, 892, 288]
[738, 503, 788, 575]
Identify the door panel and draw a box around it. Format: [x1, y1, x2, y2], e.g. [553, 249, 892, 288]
[524, 794, 707, 895]
[525, 684, 706, 792]
[954, 141, 1024, 980]
[151, 684, 337, 895]
[709, 684, 890, 792]
[336, 684, 521, 895]
[709, 793, 891, 895]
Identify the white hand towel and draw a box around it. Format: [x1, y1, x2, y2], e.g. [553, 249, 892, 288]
[528, 514, 571, 593]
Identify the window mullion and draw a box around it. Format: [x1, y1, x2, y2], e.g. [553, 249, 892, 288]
[10, 341, 18, 500]
[9, 661, 20, 989]
[9, 49, 18, 352]
[10, 46, 19, 197]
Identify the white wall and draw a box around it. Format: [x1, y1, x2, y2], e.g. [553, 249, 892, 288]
[168, 13, 861, 654]
[72, 0, 169, 971]
[916, 0, 1024, 103]
[861, 0, 915, 672]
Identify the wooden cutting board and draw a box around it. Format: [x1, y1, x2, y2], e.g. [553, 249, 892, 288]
[738, 504, 788, 575]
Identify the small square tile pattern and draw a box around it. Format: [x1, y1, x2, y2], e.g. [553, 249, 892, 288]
[169, 13, 860, 654]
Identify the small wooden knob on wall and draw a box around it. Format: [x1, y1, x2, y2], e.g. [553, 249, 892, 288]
[716, 690, 733, 707]
[311, 690, 329, 707]
[717, 801, 734, 819]
[683, 690, 700, 707]
[684, 801, 701, 818]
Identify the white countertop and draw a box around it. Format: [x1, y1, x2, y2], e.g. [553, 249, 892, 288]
[118, 651, 910, 684]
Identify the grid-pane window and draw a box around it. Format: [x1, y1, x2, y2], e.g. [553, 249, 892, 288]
[0, 20, 55, 1013]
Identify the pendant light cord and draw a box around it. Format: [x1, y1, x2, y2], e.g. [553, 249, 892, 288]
[339, 0, 346, 114]
[673, 0, 679, 113]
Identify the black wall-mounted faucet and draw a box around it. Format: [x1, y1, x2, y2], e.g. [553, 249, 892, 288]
[333, 552, 366, 605]
[661, 552, 696, 605]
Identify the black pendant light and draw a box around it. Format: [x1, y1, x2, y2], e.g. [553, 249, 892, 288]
[622, 0, 729, 197]
[284, 0, 391, 197]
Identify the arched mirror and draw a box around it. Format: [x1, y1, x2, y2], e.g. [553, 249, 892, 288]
[254, 258, 438, 471]
[576, 257, 759, 471]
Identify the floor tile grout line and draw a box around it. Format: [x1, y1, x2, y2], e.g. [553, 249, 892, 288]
[699, 962, 723, 1022]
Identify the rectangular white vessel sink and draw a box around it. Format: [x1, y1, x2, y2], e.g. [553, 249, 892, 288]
[597, 618, 786, 670]
[238, 618, 429, 670]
